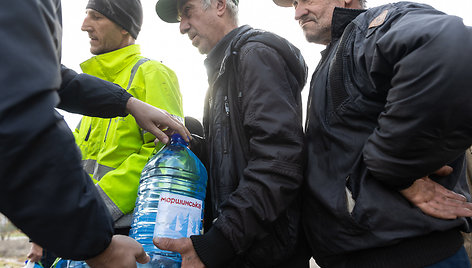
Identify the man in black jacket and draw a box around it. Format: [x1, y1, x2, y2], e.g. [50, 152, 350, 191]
[0, 1, 189, 267]
[154, 0, 309, 267]
[274, 0, 472, 267]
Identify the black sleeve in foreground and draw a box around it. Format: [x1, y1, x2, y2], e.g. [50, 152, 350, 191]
[58, 65, 132, 118]
[0, 110, 114, 260]
[0, 0, 113, 260]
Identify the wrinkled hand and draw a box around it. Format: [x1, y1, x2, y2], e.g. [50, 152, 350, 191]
[126, 97, 191, 144]
[27, 242, 43, 263]
[85, 235, 150, 268]
[400, 166, 472, 219]
[153, 237, 205, 268]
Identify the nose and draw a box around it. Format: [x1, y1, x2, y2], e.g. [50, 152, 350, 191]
[81, 15, 92, 32]
[294, 3, 308, 21]
[179, 17, 190, 35]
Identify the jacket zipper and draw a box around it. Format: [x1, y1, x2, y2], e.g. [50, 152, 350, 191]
[223, 96, 230, 154]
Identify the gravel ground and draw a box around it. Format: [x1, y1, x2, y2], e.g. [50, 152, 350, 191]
[0, 235, 29, 268]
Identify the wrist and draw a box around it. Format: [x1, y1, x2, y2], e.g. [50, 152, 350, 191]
[125, 97, 137, 114]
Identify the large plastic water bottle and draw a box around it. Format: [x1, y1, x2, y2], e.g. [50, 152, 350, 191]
[129, 133, 208, 268]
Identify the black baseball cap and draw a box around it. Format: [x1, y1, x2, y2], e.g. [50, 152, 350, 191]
[273, 0, 292, 7]
[156, 0, 239, 23]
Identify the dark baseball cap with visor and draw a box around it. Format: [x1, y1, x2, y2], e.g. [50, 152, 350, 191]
[273, 0, 293, 7]
[155, 0, 239, 23]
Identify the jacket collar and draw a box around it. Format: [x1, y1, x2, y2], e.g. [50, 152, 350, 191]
[204, 25, 251, 83]
[80, 44, 141, 82]
[204, 24, 307, 91]
[330, 7, 366, 42]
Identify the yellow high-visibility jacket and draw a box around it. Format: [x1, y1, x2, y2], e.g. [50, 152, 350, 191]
[73, 44, 183, 228]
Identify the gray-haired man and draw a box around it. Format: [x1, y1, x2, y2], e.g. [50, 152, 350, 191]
[153, 0, 310, 267]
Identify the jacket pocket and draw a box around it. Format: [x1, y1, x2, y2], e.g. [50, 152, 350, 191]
[342, 173, 372, 234]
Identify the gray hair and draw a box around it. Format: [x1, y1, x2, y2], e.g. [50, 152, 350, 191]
[359, 0, 366, 9]
[201, 0, 239, 24]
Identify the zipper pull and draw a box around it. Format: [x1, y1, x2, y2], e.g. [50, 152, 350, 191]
[224, 96, 230, 116]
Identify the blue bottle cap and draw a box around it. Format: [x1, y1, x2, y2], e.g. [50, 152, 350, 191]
[171, 133, 188, 146]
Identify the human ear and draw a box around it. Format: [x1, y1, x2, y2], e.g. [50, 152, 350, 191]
[345, 0, 362, 9]
[216, 0, 227, 16]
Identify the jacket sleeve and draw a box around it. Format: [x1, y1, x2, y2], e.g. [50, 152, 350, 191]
[0, 0, 113, 260]
[58, 65, 132, 118]
[96, 62, 184, 218]
[192, 44, 305, 266]
[363, 8, 472, 189]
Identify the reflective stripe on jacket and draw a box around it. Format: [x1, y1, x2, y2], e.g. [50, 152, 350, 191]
[74, 44, 183, 227]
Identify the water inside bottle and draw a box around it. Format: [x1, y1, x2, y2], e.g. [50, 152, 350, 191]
[130, 134, 207, 267]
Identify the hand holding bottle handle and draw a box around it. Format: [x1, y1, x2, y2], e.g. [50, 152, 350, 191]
[126, 97, 191, 144]
[85, 235, 150, 268]
[154, 237, 206, 268]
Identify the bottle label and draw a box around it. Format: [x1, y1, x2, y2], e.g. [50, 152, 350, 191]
[153, 192, 203, 239]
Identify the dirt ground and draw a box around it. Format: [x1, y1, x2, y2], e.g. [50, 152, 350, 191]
[0, 235, 29, 268]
